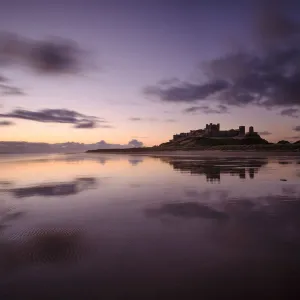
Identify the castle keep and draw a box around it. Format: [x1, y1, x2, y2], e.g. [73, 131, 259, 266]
[172, 123, 255, 141]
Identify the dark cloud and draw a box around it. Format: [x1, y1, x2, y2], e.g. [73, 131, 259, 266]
[183, 104, 229, 114]
[0, 120, 14, 126]
[0, 108, 105, 129]
[258, 131, 272, 136]
[255, 1, 300, 45]
[144, 80, 229, 103]
[128, 139, 143, 148]
[0, 32, 83, 74]
[144, 4, 300, 110]
[293, 126, 300, 132]
[280, 108, 299, 118]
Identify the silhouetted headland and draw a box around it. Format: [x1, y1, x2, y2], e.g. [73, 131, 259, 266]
[87, 123, 300, 154]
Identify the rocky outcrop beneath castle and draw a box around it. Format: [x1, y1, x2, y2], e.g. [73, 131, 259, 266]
[160, 136, 268, 149]
[159, 123, 269, 150]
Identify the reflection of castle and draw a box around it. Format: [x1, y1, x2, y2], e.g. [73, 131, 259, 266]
[163, 157, 267, 183]
[173, 123, 256, 141]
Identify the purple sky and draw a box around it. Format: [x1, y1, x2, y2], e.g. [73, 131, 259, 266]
[0, 0, 300, 145]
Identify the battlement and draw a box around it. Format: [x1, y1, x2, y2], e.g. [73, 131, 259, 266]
[172, 124, 255, 141]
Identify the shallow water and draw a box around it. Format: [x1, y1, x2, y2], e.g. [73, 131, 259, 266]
[0, 153, 300, 299]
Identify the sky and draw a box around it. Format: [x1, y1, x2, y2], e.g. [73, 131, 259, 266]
[1, 0, 300, 146]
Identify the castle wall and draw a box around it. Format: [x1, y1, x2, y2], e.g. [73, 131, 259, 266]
[172, 123, 252, 141]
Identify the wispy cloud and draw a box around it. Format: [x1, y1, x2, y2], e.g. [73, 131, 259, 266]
[183, 104, 229, 114]
[165, 119, 177, 123]
[280, 108, 299, 118]
[157, 77, 180, 85]
[0, 108, 107, 129]
[0, 84, 25, 96]
[286, 135, 300, 140]
[259, 131, 272, 136]
[129, 117, 142, 121]
[0, 74, 9, 82]
[0, 120, 14, 126]
[129, 117, 158, 122]
[293, 126, 300, 132]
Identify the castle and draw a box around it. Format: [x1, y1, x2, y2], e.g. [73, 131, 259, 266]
[172, 123, 256, 141]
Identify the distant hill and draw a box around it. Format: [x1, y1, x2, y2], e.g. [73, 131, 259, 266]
[0, 139, 143, 154]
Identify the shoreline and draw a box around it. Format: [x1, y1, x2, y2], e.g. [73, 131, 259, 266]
[86, 148, 300, 157]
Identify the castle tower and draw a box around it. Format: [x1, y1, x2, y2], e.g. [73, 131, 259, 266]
[239, 126, 245, 136]
[249, 126, 254, 134]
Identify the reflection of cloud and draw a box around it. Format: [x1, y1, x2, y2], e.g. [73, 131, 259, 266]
[23, 229, 83, 264]
[9, 177, 97, 198]
[0, 228, 84, 273]
[161, 157, 268, 183]
[0, 211, 24, 223]
[128, 157, 144, 166]
[145, 202, 228, 220]
[0, 208, 24, 233]
[221, 194, 300, 248]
